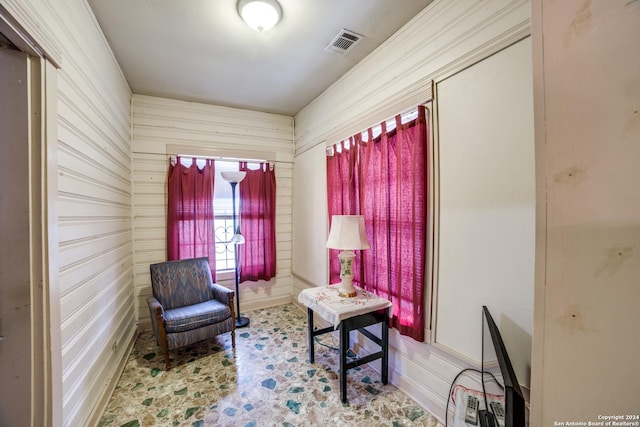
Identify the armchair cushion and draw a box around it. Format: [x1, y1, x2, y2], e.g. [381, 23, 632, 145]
[164, 299, 231, 333]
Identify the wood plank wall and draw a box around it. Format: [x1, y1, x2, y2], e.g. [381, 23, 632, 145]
[131, 95, 295, 329]
[54, 2, 134, 424]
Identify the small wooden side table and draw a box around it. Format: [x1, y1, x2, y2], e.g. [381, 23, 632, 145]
[298, 284, 392, 403]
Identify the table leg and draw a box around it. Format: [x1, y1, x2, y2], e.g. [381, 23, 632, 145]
[307, 308, 315, 363]
[340, 320, 349, 403]
[382, 307, 389, 385]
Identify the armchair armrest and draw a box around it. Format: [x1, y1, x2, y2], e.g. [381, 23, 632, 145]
[211, 283, 234, 306]
[147, 296, 164, 317]
[147, 296, 165, 342]
[146, 295, 170, 368]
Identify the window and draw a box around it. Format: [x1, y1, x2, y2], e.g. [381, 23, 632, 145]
[169, 157, 275, 279]
[213, 160, 241, 271]
[212, 160, 265, 272]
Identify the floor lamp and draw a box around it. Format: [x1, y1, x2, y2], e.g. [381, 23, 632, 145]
[221, 171, 250, 328]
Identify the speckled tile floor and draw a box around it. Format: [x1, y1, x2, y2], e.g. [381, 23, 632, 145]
[99, 304, 442, 427]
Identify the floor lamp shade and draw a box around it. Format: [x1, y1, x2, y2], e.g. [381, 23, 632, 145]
[221, 170, 249, 327]
[326, 215, 370, 297]
[220, 171, 247, 184]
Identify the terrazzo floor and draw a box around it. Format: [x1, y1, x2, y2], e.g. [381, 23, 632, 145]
[99, 304, 443, 427]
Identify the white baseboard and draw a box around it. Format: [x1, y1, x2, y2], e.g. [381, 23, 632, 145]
[87, 328, 139, 427]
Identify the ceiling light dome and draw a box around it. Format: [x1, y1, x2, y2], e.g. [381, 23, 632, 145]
[237, 0, 282, 32]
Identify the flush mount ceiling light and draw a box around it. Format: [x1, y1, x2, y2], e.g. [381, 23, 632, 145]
[237, 0, 282, 32]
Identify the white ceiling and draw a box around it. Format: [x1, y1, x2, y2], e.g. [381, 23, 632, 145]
[88, 0, 433, 116]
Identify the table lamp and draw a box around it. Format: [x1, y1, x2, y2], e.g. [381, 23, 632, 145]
[326, 215, 370, 297]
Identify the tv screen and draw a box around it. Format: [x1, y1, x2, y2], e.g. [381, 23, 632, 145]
[481, 306, 525, 427]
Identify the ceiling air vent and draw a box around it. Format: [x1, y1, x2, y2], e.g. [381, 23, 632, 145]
[325, 29, 363, 55]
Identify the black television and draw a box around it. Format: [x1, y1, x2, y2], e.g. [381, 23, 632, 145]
[480, 306, 526, 427]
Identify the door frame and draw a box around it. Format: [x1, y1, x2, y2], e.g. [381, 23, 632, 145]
[0, 7, 61, 426]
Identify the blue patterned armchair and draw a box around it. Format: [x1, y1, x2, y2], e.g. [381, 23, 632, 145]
[147, 257, 235, 369]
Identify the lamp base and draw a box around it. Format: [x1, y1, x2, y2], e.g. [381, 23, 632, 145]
[338, 289, 357, 298]
[338, 280, 358, 298]
[337, 249, 358, 298]
[236, 316, 250, 328]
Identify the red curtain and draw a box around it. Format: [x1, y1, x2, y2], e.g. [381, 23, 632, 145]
[327, 106, 428, 341]
[326, 137, 359, 284]
[239, 162, 277, 282]
[167, 157, 217, 281]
